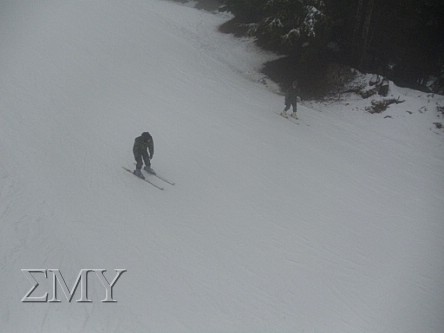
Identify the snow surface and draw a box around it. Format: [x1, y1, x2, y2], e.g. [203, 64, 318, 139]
[1, 0, 443, 332]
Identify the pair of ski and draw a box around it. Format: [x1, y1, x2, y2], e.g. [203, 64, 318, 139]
[279, 111, 300, 124]
[122, 167, 175, 190]
[278, 111, 311, 127]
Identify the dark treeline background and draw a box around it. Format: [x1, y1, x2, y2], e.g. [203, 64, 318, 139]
[220, 0, 444, 94]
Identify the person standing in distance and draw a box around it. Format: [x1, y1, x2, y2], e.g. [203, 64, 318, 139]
[281, 80, 300, 119]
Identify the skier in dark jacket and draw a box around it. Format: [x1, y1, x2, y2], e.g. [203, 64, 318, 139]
[133, 132, 154, 179]
[281, 80, 300, 119]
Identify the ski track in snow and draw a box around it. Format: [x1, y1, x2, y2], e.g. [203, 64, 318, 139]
[0, 0, 443, 332]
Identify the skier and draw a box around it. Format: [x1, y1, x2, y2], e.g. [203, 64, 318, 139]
[133, 131, 154, 179]
[281, 80, 300, 119]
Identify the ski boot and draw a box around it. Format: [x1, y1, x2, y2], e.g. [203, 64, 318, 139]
[133, 169, 145, 179]
[290, 112, 298, 119]
[280, 111, 288, 118]
[144, 165, 156, 175]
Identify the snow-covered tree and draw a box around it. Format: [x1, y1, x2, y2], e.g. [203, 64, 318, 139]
[223, 0, 329, 52]
[223, 0, 444, 92]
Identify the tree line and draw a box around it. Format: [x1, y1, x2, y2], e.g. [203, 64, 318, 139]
[220, 0, 444, 93]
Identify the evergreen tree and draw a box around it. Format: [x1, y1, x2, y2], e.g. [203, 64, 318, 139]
[223, 0, 444, 91]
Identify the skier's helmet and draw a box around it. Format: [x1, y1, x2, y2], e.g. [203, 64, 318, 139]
[141, 132, 151, 140]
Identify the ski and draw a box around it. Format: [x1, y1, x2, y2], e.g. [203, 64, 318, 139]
[150, 173, 175, 186]
[133, 164, 176, 185]
[278, 112, 299, 124]
[122, 167, 164, 190]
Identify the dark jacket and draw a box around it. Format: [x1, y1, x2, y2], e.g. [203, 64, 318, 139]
[133, 134, 154, 158]
[285, 81, 299, 105]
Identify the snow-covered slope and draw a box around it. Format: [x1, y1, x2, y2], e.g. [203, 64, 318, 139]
[0, 1, 443, 332]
